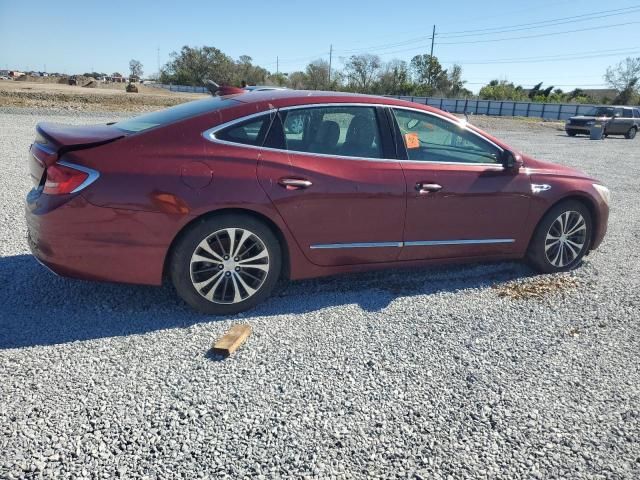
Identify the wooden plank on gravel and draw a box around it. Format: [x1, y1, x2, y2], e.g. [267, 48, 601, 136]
[212, 324, 252, 358]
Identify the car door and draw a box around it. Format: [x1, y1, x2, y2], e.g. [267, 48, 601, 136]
[257, 104, 406, 267]
[618, 108, 635, 135]
[608, 107, 626, 134]
[389, 107, 532, 261]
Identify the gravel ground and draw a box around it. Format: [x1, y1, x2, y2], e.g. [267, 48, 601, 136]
[0, 107, 638, 479]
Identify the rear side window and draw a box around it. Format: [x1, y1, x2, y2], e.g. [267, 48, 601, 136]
[114, 97, 238, 133]
[634, 109, 640, 119]
[215, 114, 273, 147]
[278, 106, 383, 159]
[622, 109, 633, 118]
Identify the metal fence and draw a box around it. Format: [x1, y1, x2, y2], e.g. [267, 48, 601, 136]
[147, 82, 209, 94]
[388, 96, 607, 120]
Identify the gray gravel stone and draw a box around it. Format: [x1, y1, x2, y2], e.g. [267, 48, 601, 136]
[0, 107, 639, 479]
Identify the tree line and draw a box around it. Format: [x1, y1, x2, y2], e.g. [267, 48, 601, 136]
[158, 46, 470, 98]
[157, 45, 640, 105]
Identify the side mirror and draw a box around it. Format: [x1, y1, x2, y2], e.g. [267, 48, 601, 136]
[502, 150, 523, 170]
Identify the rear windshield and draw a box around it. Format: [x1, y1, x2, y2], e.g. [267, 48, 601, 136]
[114, 97, 239, 133]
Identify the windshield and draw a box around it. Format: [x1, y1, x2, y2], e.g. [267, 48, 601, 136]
[584, 107, 615, 117]
[114, 97, 239, 133]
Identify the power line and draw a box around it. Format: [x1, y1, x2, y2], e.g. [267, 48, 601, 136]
[262, 51, 327, 67]
[332, 6, 640, 57]
[437, 6, 640, 37]
[436, 20, 640, 45]
[438, 47, 640, 65]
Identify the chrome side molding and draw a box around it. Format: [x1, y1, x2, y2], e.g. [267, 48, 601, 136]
[310, 242, 404, 250]
[310, 239, 515, 249]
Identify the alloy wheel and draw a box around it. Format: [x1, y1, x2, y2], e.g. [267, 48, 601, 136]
[544, 211, 587, 268]
[190, 228, 270, 304]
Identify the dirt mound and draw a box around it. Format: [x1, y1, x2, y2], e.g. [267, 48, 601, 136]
[0, 88, 194, 112]
[82, 80, 97, 88]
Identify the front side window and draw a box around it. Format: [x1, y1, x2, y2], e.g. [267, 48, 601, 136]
[621, 109, 633, 118]
[634, 109, 640, 119]
[279, 106, 383, 159]
[392, 109, 501, 164]
[215, 114, 273, 147]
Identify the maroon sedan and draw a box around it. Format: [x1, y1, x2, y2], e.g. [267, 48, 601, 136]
[26, 90, 610, 314]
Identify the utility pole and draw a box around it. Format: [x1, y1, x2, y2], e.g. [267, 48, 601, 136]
[276, 56, 279, 75]
[428, 24, 436, 87]
[328, 44, 333, 85]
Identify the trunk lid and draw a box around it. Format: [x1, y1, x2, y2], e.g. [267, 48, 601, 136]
[29, 122, 125, 187]
[36, 122, 125, 159]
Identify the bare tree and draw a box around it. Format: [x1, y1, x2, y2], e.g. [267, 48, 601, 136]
[377, 59, 410, 95]
[287, 71, 307, 89]
[344, 54, 381, 93]
[446, 64, 469, 97]
[129, 59, 143, 79]
[605, 57, 640, 91]
[604, 57, 640, 104]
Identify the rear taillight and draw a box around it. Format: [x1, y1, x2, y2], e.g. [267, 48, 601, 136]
[43, 161, 99, 195]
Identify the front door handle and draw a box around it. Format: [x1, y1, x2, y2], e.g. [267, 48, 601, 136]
[278, 178, 313, 190]
[416, 182, 442, 194]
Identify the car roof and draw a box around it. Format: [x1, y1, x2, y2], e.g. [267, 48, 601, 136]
[227, 89, 459, 120]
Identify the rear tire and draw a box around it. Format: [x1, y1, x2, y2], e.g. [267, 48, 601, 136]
[625, 127, 637, 140]
[527, 200, 592, 273]
[170, 214, 282, 315]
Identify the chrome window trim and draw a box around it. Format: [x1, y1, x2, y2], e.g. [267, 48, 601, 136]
[57, 161, 100, 193]
[310, 239, 515, 249]
[202, 109, 277, 146]
[202, 102, 506, 168]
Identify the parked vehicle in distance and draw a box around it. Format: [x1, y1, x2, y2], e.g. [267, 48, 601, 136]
[565, 106, 639, 139]
[26, 90, 610, 314]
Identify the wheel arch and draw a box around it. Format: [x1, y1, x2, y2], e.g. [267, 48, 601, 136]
[162, 207, 291, 281]
[528, 193, 600, 252]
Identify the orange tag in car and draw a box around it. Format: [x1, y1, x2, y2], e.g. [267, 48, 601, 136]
[405, 132, 420, 149]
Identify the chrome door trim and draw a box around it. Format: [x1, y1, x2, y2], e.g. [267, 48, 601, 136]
[310, 242, 403, 250]
[309, 239, 515, 249]
[404, 239, 515, 247]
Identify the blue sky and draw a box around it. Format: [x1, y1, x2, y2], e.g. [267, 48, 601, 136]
[1, 0, 640, 92]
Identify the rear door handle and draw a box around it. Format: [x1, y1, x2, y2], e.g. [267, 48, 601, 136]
[416, 182, 442, 194]
[278, 178, 313, 190]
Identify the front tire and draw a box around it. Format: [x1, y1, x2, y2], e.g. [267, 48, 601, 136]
[527, 201, 592, 273]
[566, 129, 577, 137]
[170, 214, 282, 315]
[625, 127, 637, 140]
